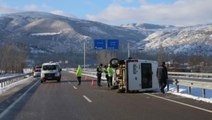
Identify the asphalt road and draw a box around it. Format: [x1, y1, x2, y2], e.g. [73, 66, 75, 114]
[0, 71, 212, 120]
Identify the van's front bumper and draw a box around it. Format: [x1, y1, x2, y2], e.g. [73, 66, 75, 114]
[41, 73, 60, 80]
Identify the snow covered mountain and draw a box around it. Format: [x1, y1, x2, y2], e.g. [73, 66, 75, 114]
[0, 11, 211, 65]
[0, 11, 147, 54]
[137, 24, 212, 56]
[120, 23, 175, 36]
[120, 23, 174, 31]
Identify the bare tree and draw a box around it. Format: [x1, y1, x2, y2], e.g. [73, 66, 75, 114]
[157, 44, 166, 64]
[0, 43, 27, 73]
[97, 50, 116, 65]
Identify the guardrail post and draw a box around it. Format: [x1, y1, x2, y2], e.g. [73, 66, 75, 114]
[202, 89, 206, 98]
[188, 87, 191, 95]
[167, 83, 169, 91]
[177, 85, 179, 93]
[4, 81, 6, 88]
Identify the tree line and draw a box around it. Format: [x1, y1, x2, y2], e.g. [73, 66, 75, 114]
[0, 43, 27, 73]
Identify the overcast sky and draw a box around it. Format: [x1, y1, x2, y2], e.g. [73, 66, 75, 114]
[0, 0, 212, 26]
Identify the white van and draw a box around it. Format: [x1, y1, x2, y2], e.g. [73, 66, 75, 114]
[41, 62, 62, 83]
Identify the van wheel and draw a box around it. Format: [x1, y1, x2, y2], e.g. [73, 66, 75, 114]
[41, 79, 45, 83]
[57, 79, 61, 82]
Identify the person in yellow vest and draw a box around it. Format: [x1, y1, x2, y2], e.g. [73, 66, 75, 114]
[104, 65, 109, 87]
[107, 64, 114, 88]
[76, 65, 82, 85]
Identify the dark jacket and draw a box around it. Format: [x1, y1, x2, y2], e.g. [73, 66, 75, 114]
[96, 66, 103, 76]
[157, 65, 168, 80]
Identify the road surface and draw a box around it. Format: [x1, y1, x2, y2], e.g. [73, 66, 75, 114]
[0, 71, 211, 120]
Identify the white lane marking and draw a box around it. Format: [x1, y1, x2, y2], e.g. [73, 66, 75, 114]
[83, 95, 92, 103]
[0, 80, 39, 119]
[73, 86, 78, 89]
[144, 93, 212, 114]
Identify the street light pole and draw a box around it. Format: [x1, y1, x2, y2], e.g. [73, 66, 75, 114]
[83, 40, 86, 70]
[128, 42, 130, 58]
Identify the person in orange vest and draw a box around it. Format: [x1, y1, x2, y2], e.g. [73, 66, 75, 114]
[76, 65, 82, 85]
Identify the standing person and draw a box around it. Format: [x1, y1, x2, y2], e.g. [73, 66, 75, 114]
[107, 64, 114, 88]
[104, 65, 109, 87]
[76, 65, 82, 85]
[96, 64, 103, 86]
[157, 62, 168, 94]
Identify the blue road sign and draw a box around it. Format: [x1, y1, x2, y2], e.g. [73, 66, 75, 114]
[94, 39, 106, 50]
[107, 39, 119, 49]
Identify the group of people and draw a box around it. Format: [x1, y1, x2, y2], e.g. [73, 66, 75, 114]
[75, 61, 168, 94]
[96, 63, 114, 87]
[75, 63, 114, 87]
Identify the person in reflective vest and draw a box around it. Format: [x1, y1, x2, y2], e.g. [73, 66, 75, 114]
[76, 65, 82, 85]
[107, 64, 114, 88]
[96, 64, 103, 86]
[104, 65, 109, 87]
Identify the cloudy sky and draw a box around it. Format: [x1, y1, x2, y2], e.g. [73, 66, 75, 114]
[0, 0, 212, 26]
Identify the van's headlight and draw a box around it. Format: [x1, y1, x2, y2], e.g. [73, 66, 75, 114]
[41, 73, 45, 78]
[55, 72, 60, 77]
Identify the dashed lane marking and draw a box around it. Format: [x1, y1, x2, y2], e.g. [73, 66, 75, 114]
[145, 93, 212, 114]
[83, 95, 92, 103]
[73, 86, 78, 89]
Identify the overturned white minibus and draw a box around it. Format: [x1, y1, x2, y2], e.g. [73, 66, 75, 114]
[110, 58, 159, 92]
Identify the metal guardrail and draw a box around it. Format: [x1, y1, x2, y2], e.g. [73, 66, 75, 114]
[168, 72, 212, 78]
[167, 72, 212, 98]
[0, 73, 31, 89]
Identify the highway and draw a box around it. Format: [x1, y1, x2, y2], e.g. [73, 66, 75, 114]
[0, 71, 212, 120]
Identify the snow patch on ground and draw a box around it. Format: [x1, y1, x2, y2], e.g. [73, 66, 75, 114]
[171, 92, 212, 104]
[0, 74, 21, 80]
[167, 85, 212, 103]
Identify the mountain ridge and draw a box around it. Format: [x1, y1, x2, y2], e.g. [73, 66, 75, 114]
[0, 11, 211, 65]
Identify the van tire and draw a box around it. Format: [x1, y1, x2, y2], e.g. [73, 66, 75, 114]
[41, 79, 45, 83]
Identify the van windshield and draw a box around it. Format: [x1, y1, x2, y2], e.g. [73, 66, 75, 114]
[43, 65, 57, 70]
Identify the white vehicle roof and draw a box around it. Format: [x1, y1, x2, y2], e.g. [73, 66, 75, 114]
[126, 59, 157, 64]
[42, 62, 60, 66]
